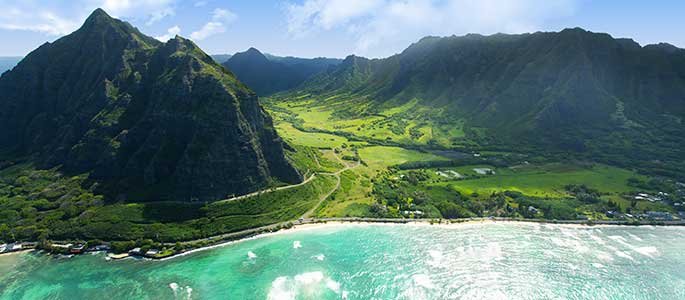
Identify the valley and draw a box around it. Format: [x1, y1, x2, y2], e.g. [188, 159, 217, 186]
[0, 9, 684, 260]
[261, 93, 681, 223]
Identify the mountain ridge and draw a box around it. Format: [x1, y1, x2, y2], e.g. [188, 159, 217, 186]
[290, 27, 685, 178]
[0, 9, 301, 202]
[222, 48, 342, 95]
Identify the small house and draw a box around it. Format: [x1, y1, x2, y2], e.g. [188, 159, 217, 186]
[129, 248, 142, 255]
[70, 244, 86, 254]
[146, 249, 159, 257]
[646, 211, 673, 221]
[51, 243, 73, 250]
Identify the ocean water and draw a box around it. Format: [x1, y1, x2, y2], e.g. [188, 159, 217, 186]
[1, 222, 684, 299]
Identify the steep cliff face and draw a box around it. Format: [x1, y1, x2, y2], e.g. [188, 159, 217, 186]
[0, 9, 301, 202]
[298, 29, 685, 177]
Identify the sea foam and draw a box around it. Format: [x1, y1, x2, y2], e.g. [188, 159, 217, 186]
[267, 271, 342, 300]
[634, 246, 659, 258]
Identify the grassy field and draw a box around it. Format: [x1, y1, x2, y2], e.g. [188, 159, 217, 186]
[358, 146, 449, 171]
[264, 94, 467, 148]
[277, 123, 353, 148]
[431, 163, 641, 197]
[261, 92, 684, 221]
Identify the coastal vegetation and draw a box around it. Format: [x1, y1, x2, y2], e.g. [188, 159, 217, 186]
[0, 159, 336, 245]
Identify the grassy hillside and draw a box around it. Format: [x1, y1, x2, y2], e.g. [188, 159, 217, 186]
[263, 93, 684, 221]
[286, 29, 685, 180]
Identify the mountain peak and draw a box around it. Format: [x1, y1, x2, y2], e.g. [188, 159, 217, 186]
[230, 47, 269, 64]
[83, 8, 115, 27]
[246, 47, 262, 54]
[71, 8, 160, 49]
[0, 10, 301, 202]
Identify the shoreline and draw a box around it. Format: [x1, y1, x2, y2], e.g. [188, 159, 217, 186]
[8, 217, 684, 262]
[155, 217, 685, 261]
[0, 248, 34, 258]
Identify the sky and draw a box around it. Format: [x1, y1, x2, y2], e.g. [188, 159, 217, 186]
[0, 0, 684, 58]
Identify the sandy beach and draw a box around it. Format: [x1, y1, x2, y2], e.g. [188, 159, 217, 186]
[157, 218, 685, 261]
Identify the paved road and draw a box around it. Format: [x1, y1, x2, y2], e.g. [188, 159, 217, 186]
[217, 150, 360, 216]
[216, 173, 317, 203]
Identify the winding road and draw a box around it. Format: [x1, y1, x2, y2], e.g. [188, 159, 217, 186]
[301, 151, 360, 218]
[217, 150, 359, 215]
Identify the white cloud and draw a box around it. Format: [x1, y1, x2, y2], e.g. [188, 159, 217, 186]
[212, 8, 237, 23]
[0, 7, 79, 35]
[155, 25, 181, 41]
[190, 22, 224, 40]
[194, 1, 208, 7]
[285, 0, 579, 57]
[0, 0, 179, 36]
[190, 8, 237, 41]
[100, 0, 177, 25]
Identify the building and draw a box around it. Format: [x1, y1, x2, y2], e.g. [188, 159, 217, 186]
[145, 249, 159, 257]
[129, 248, 142, 255]
[87, 245, 111, 252]
[51, 243, 73, 250]
[646, 211, 673, 221]
[70, 244, 86, 254]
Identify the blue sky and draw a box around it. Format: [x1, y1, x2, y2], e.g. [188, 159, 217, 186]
[0, 0, 683, 58]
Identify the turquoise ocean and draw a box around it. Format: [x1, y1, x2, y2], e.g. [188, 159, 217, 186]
[1, 222, 684, 299]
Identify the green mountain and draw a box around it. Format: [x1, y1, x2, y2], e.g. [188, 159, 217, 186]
[210, 54, 232, 64]
[295, 29, 685, 178]
[0, 9, 301, 202]
[223, 48, 341, 95]
[264, 53, 341, 76]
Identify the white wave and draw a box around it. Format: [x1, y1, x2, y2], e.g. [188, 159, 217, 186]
[342, 290, 349, 299]
[169, 282, 179, 297]
[549, 237, 567, 247]
[426, 250, 443, 267]
[293, 241, 302, 249]
[634, 246, 659, 258]
[570, 240, 589, 254]
[412, 274, 435, 289]
[267, 277, 295, 300]
[589, 234, 606, 245]
[595, 251, 614, 262]
[268, 272, 340, 300]
[609, 235, 634, 248]
[185, 286, 193, 300]
[627, 233, 644, 242]
[247, 251, 257, 259]
[560, 227, 580, 240]
[484, 242, 503, 261]
[592, 263, 605, 269]
[313, 254, 325, 261]
[615, 250, 634, 261]
[295, 271, 324, 285]
[326, 278, 341, 293]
